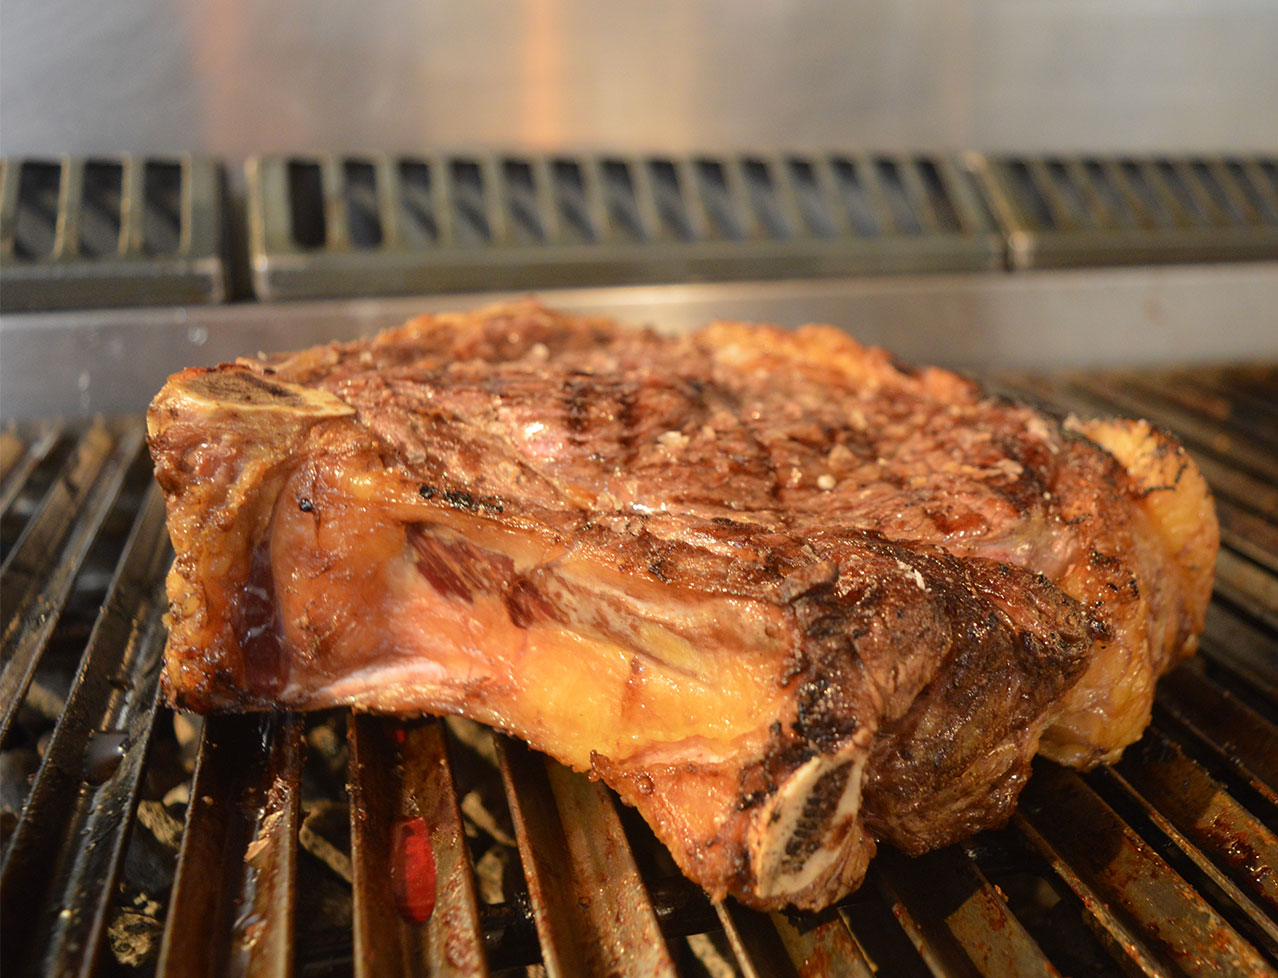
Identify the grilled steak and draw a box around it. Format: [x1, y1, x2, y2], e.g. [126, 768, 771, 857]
[147, 300, 1218, 909]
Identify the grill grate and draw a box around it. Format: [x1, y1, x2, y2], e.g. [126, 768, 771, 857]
[245, 152, 1002, 300]
[0, 155, 227, 311]
[1, 368, 1277, 977]
[970, 155, 1278, 269]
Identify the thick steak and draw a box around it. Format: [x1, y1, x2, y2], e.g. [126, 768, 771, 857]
[147, 300, 1217, 909]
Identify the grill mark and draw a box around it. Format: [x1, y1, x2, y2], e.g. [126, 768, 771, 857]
[705, 378, 783, 503]
[616, 384, 641, 468]
[563, 375, 592, 438]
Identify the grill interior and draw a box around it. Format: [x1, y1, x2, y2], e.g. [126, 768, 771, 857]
[1, 365, 1275, 978]
[0, 155, 227, 311]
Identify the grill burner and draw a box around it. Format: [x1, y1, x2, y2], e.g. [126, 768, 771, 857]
[245, 152, 1278, 300]
[972, 156, 1278, 270]
[0, 156, 227, 312]
[245, 152, 1004, 300]
[8, 152, 1275, 312]
[1, 365, 1275, 977]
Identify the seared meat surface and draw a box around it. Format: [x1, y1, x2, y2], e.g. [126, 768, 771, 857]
[148, 301, 1217, 909]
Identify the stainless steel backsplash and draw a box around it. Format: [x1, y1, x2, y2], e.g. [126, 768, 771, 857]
[3, 0, 1277, 158]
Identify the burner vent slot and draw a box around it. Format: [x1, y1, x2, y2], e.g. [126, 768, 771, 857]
[77, 162, 124, 260]
[143, 161, 184, 257]
[646, 159, 694, 242]
[342, 159, 383, 249]
[396, 159, 440, 246]
[550, 158, 597, 244]
[501, 158, 547, 244]
[286, 161, 326, 249]
[12, 161, 63, 261]
[448, 158, 493, 246]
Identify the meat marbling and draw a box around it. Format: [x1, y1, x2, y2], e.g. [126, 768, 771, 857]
[147, 301, 1217, 910]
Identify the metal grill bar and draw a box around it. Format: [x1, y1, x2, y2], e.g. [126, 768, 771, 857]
[495, 736, 678, 978]
[1017, 764, 1271, 977]
[1119, 372, 1278, 455]
[876, 847, 1060, 978]
[1066, 373, 1278, 486]
[713, 901, 805, 978]
[0, 422, 60, 517]
[347, 715, 488, 978]
[1155, 669, 1278, 806]
[1110, 728, 1278, 950]
[0, 487, 168, 978]
[156, 713, 303, 978]
[874, 862, 985, 978]
[771, 907, 875, 978]
[1215, 500, 1278, 577]
[1202, 603, 1278, 703]
[1217, 547, 1278, 633]
[0, 422, 144, 744]
[988, 372, 1278, 524]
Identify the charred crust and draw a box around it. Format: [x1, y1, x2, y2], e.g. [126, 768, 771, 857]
[1087, 615, 1111, 642]
[1088, 548, 1122, 568]
[779, 653, 808, 687]
[444, 488, 475, 510]
[794, 676, 860, 754]
[421, 486, 505, 514]
[563, 377, 591, 434]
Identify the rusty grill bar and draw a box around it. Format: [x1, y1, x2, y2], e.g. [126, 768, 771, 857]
[1, 366, 1276, 978]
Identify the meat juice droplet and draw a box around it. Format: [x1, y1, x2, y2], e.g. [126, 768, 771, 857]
[391, 817, 436, 923]
[84, 730, 128, 784]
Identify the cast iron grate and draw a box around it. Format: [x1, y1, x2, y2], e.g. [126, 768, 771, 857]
[1, 366, 1276, 977]
[0, 155, 227, 311]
